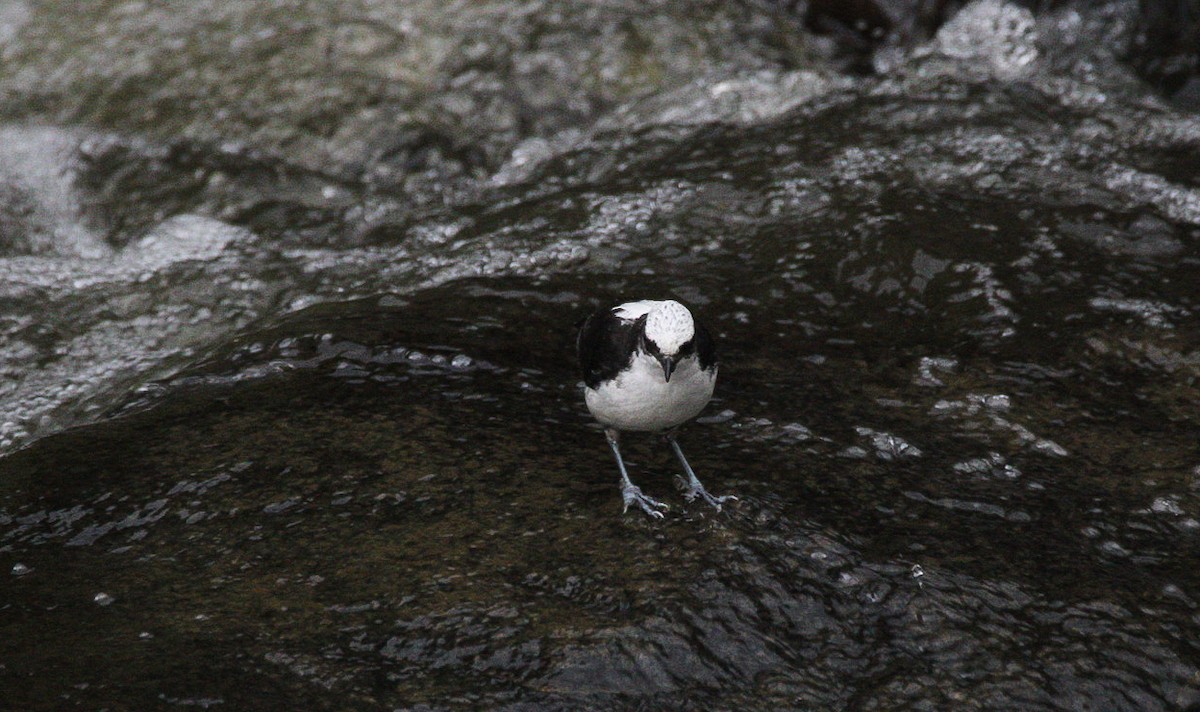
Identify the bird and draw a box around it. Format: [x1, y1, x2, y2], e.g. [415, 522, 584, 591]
[576, 299, 736, 518]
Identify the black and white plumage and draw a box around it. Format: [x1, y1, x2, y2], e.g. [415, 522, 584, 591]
[576, 299, 735, 518]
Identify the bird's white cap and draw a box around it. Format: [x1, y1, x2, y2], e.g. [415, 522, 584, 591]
[641, 300, 695, 354]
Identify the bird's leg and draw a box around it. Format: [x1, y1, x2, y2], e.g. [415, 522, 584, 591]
[667, 433, 737, 511]
[606, 428, 668, 519]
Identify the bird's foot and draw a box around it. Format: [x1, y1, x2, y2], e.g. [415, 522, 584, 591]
[675, 476, 738, 511]
[621, 484, 669, 519]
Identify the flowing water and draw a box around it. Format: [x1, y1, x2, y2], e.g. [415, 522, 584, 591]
[2, 1, 1199, 710]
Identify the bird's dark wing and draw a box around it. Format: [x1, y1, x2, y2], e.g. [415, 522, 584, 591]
[693, 318, 718, 372]
[576, 308, 644, 389]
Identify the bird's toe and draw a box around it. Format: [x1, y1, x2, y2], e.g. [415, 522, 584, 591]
[621, 485, 669, 519]
[676, 479, 737, 511]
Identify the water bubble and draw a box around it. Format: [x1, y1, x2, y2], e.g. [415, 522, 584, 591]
[11, 562, 31, 576]
[856, 427, 922, 460]
[263, 498, 299, 515]
[1099, 541, 1130, 557]
[915, 356, 958, 387]
[1089, 297, 1177, 328]
[94, 592, 115, 606]
[1150, 497, 1184, 516]
[837, 571, 862, 586]
[968, 394, 1010, 411]
[1030, 438, 1069, 457]
[779, 422, 814, 442]
[952, 453, 1020, 479]
[697, 409, 736, 425]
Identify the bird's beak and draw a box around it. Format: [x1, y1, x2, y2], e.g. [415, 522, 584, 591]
[658, 354, 676, 382]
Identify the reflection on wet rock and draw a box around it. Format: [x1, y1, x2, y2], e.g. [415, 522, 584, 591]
[953, 452, 1020, 480]
[855, 426, 923, 460]
[5, 267, 1196, 707]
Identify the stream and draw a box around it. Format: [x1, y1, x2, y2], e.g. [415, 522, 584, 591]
[2, 1, 1199, 709]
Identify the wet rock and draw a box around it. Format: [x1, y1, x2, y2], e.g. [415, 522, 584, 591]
[0, 1, 1198, 710]
[0, 0, 817, 179]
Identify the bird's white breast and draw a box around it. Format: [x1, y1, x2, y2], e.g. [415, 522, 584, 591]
[584, 351, 716, 432]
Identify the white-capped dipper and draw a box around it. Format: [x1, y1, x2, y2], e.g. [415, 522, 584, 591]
[576, 299, 736, 518]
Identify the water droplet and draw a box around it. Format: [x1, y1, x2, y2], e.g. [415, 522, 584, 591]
[94, 592, 115, 606]
[916, 356, 958, 387]
[1099, 541, 1130, 557]
[11, 562, 31, 576]
[856, 427, 922, 460]
[1150, 497, 1184, 516]
[697, 409, 736, 425]
[837, 571, 861, 586]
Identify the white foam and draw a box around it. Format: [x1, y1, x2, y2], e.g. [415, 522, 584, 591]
[930, 0, 1039, 79]
[0, 126, 108, 258]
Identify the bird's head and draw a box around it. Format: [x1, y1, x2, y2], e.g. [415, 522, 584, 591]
[642, 300, 695, 383]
